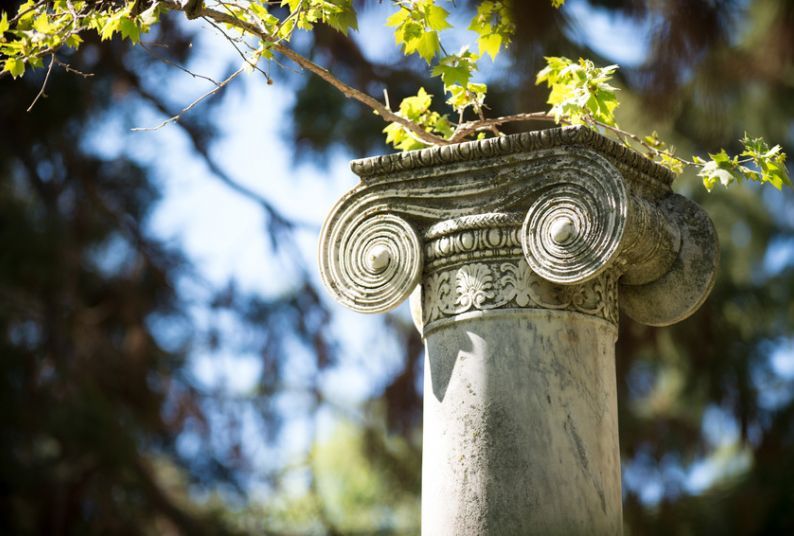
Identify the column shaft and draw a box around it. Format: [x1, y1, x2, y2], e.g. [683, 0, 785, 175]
[422, 310, 622, 535]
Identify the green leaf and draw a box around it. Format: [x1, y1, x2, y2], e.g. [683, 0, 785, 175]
[655, 151, 684, 175]
[468, 1, 514, 60]
[399, 87, 432, 118]
[414, 30, 440, 64]
[478, 33, 502, 61]
[385, 8, 409, 29]
[100, 15, 122, 41]
[697, 150, 745, 191]
[384, 87, 453, 151]
[698, 163, 734, 191]
[433, 114, 453, 138]
[644, 131, 665, 149]
[432, 50, 478, 87]
[739, 133, 767, 158]
[738, 133, 791, 190]
[388, 2, 445, 63]
[139, 3, 161, 26]
[0, 12, 10, 34]
[710, 148, 732, 165]
[400, 21, 423, 45]
[65, 33, 83, 48]
[3, 57, 25, 78]
[383, 121, 426, 151]
[250, 2, 278, 27]
[433, 63, 468, 87]
[33, 13, 53, 34]
[446, 82, 487, 113]
[14, 0, 36, 27]
[426, 4, 451, 32]
[693, 138, 790, 192]
[326, 6, 358, 35]
[119, 17, 141, 44]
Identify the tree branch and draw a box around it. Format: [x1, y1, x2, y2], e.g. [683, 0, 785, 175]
[451, 112, 698, 171]
[26, 53, 55, 112]
[450, 112, 557, 142]
[157, 0, 450, 147]
[53, 57, 94, 78]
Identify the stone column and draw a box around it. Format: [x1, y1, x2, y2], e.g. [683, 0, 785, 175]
[318, 126, 719, 535]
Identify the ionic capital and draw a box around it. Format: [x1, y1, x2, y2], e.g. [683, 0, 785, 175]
[319, 126, 718, 329]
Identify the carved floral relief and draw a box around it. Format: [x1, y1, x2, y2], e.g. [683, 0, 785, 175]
[424, 271, 451, 322]
[454, 263, 496, 310]
[422, 259, 618, 328]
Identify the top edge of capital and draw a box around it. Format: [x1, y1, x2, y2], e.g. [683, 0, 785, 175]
[349, 125, 675, 188]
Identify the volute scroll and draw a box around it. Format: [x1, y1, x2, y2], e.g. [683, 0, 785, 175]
[520, 155, 629, 285]
[319, 210, 423, 314]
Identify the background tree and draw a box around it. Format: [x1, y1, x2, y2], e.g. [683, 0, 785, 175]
[1, 0, 793, 534]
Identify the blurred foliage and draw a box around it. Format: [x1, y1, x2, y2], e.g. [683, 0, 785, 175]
[0, 0, 793, 535]
[0, 1, 245, 532]
[227, 420, 421, 534]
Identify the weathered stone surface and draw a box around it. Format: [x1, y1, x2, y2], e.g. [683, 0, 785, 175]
[317, 126, 720, 535]
[619, 194, 720, 326]
[422, 311, 621, 535]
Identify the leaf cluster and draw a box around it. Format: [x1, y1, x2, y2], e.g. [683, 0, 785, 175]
[383, 87, 452, 151]
[535, 56, 619, 126]
[386, 0, 450, 64]
[467, 0, 515, 61]
[278, 0, 358, 36]
[696, 135, 791, 191]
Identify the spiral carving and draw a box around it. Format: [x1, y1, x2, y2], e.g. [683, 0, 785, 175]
[521, 158, 628, 285]
[320, 213, 423, 314]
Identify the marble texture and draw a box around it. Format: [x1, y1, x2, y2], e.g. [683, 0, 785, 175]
[422, 311, 621, 535]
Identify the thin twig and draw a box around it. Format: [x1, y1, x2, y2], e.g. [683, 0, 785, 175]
[476, 102, 502, 138]
[26, 54, 55, 112]
[383, 88, 391, 111]
[595, 120, 697, 166]
[201, 16, 271, 80]
[53, 57, 94, 78]
[140, 42, 222, 86]
[127, 66, 316, 243]
[64, 0, 80, 24]
[131, 64, 245, 131]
